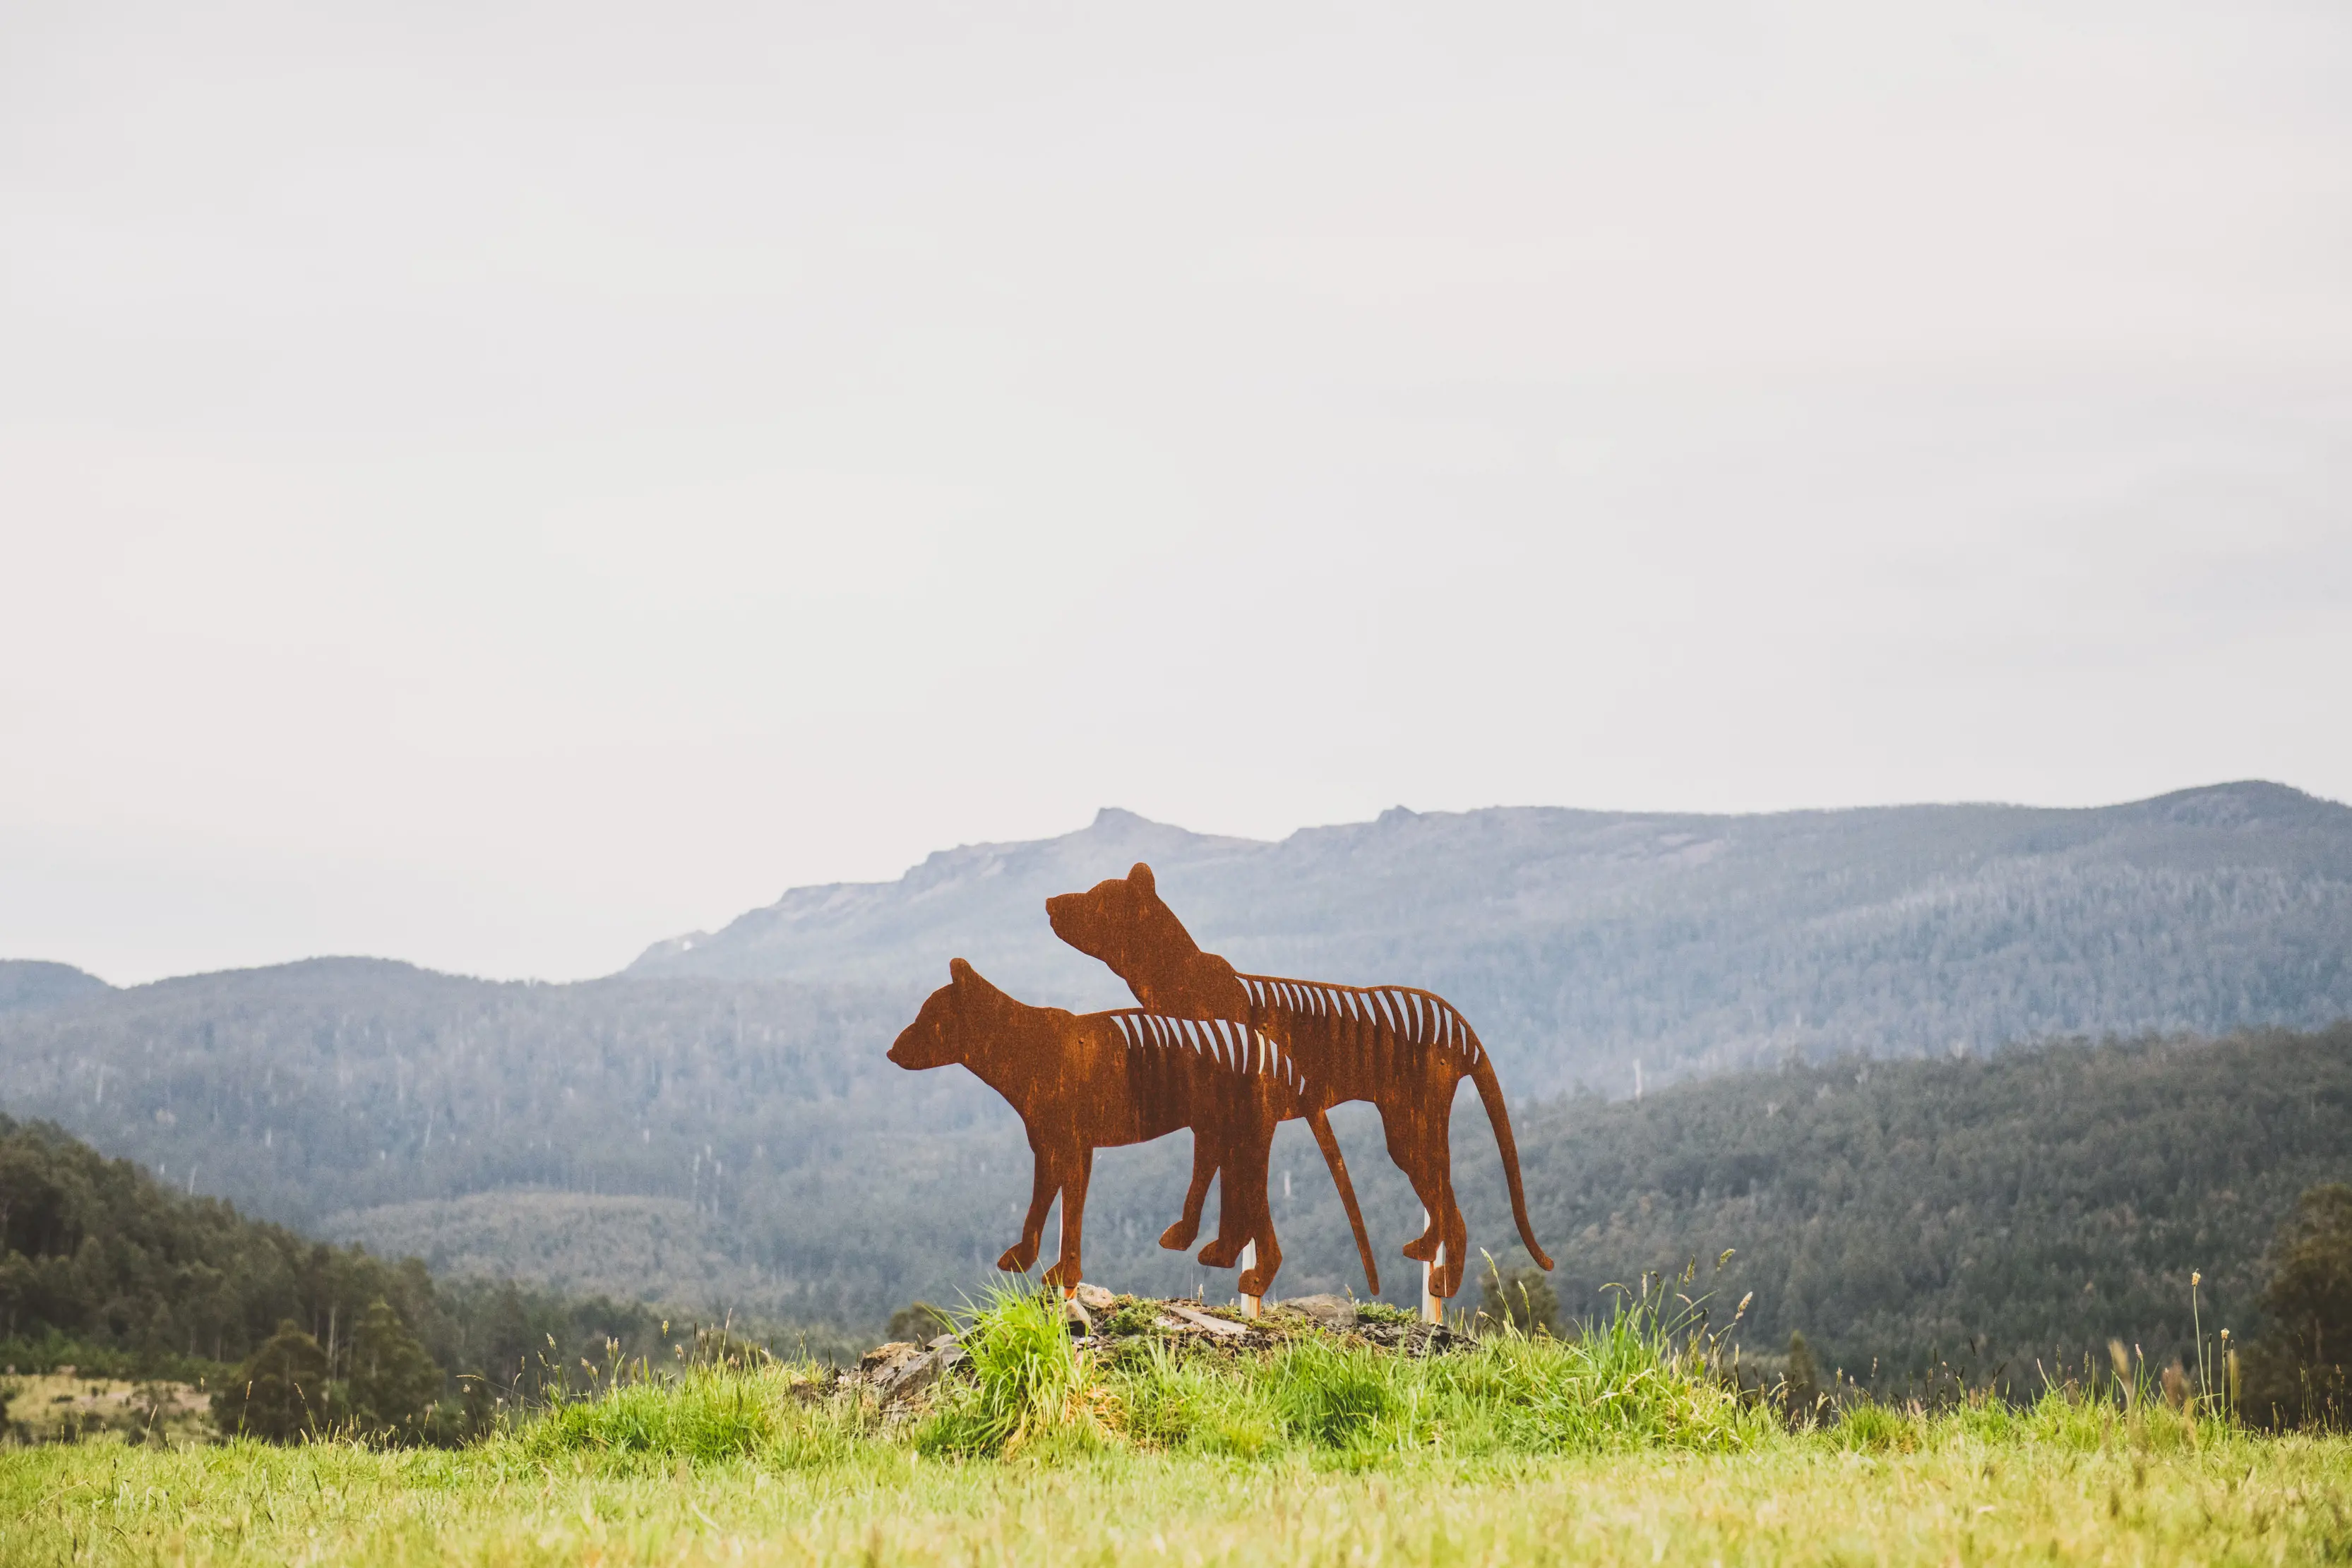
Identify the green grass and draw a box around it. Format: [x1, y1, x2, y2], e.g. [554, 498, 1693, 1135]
[917, 1283, 1095, 1458]
[515, 1365, 864, 1470]
[5, 1416, 2348, 1564]
[4, 1291, 2348, 1564]
[1082, 1315, 1775, 1465]
[894, 1276, 1775, 1464]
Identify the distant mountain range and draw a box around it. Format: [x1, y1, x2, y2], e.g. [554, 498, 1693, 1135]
[1, 779, 2347, 1346]
[629, 780, 2352, 1093]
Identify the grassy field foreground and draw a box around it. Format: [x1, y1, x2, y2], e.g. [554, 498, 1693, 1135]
[7, 1425, 2350, 1566]
[4, 1291, 2348, 1565]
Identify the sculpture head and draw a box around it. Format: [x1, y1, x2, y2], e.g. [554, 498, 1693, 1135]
[888, 957, 1002, 1070]
[1046, 863, 1198, 974]
[1046, 862, 1245, 1017]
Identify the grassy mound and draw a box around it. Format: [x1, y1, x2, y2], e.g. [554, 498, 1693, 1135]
[506, 1281, 2301, 1473]
[510, 1283, 1778, 1466]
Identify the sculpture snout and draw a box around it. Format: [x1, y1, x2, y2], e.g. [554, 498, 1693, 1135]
[886, 1024, 943, 1069]
[888, 987, 967, 1070]
[1045, 893, 1105, 954]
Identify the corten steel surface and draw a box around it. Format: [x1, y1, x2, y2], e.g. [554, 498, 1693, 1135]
[886, 958, 1372, 1299]
[1046, 862, 1553, 1299]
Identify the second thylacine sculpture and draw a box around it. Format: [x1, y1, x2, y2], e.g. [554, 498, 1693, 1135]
[1047, 862, 1552, 1298]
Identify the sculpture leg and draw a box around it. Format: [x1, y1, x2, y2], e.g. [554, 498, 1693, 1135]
[1306, 1106, 1381, 1295]
[1433, 1171, 1469, 1298]
[1229, 1129, 1282, 1298]
[1197, 1084, 1266, 1270]
[1383, 1103, 1447, 1264]
[997, 1139, 1061, 1273]
[1159, 1126, 1219, 1252]
[1043, 1147, 1093, 1293]
[1195, 1131, 1250, 1270]
[1425, 1115, 1469, 1299]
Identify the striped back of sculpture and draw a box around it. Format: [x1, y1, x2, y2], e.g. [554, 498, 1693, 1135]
[1231, 976, 1486, 1086]
[1104, 1010, 1309, 1100]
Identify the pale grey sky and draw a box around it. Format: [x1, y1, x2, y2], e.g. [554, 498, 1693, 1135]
[4, 1, 2348, 985]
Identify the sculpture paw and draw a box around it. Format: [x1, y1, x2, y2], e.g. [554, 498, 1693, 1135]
[1238, 1265, 1275, 1298]
[1196, 1238, 1243, 1269]
[1157, 1219, 1200, 1252]
[996, 1245, 1032, 1272]
[1399, 1234, 1438, 1263]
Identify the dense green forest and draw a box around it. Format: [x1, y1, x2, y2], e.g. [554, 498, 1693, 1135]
[1452, 1024, 2352, 1395]
[2, 938, 2346, 1389]
[0, 1112, 859, 1396]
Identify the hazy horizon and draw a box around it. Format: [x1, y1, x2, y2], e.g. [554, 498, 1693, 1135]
[6, 3, 2348, 985]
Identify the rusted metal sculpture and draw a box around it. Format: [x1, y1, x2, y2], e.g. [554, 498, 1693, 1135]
[1047, 862, 1553, 1298]
[887, 958, 1375, 1298]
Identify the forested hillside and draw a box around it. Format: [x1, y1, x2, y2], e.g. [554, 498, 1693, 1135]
[0, 1112, 859, 1388]
[2, 940, 2344, 1388]
[628, 781, 2352, 1093]
[1440, 1024, 2352, 1394]
[0, 1110, 438, 1367]
[0, 960, 926, 1323]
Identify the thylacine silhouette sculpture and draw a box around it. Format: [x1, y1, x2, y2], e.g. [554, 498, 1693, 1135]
[1046, 862, 1552, 1298]
[886, 958, 1376, 1298]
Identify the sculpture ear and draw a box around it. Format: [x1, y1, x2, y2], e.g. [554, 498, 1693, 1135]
[1129, 862, 1155, 891]
[949, 957, 976, 983]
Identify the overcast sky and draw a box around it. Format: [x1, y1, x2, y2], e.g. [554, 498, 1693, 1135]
[4, 1, 2348, 986]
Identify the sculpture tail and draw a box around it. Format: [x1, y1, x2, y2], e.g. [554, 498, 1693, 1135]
[1306, 1106, 1380, 1295]
[1469, 1041, 1553, 1271]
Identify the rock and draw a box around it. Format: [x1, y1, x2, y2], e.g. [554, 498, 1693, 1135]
[1064, 1295, 1094, 1334]
[857, 1341, 923, 1379]
[876, 1343, 965, 1404]
[1159, 1305, 1248, 1339]
[1276, 1293, 1358, 1330]
[1073, 1283, 1116, 1312]
[1356, 1319, 1467, 1357]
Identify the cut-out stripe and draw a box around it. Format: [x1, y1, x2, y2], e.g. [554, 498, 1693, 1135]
[1104, 1009, 1305, 1095]
[1231, 976, 1485, 1072]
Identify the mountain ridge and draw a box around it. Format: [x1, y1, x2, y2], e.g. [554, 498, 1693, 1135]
[0, 959, 114, 1014]
[621, 780, 2352, 1091]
